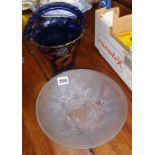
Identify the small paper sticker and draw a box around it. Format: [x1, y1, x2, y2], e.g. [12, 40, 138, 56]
[57, 76, 69, 85]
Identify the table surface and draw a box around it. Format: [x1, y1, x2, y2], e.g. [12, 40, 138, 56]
[22, 3, 132, 155]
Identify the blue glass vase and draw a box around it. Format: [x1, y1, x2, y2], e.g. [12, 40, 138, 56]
[24, 2, 86, 73]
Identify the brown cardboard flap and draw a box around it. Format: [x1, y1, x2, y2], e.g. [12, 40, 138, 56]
[112, 14, 132, 34]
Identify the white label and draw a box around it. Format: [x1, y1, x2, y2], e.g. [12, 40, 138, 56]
[57, 76, 69, 85]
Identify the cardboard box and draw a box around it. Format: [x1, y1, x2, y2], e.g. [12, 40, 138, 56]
[95, 7, 132, 90]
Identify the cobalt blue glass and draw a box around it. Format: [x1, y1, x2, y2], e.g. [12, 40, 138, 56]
[24, 2, 86, 73]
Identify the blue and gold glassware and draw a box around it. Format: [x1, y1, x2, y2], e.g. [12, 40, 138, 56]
[24, 2, 86, 73]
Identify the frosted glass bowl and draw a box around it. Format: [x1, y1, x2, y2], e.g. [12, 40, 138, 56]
[36, 69, 128, 149]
